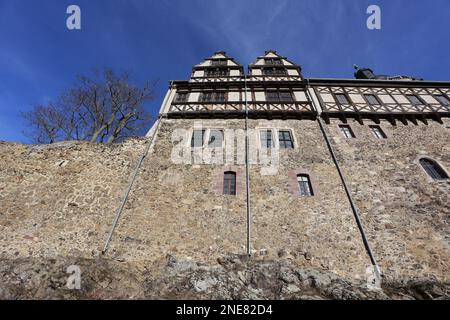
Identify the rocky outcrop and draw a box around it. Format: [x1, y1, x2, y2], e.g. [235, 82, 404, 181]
[0, 255, 448, 300]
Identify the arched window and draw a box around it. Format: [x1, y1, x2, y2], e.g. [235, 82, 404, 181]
[297, 174, 314, 197]
[223, 171, 236, 195]
[419, 158, 449, 180]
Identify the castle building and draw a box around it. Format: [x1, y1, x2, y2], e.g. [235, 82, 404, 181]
[130, 50, 449, 282]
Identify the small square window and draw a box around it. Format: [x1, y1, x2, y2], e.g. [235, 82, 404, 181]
[369, 125, 387, 139]
[339, 125, 355, 138]
[278, 130, 294, 149]
[335, 94, 350, 105]
[191, 129, 205, 148]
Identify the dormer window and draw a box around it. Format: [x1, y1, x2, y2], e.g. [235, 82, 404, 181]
[205, 68, 229, 77]
[263, 67, 287, 76]
[211, 59, 227, 67]
[264, 58, 283, 65]
[200, 91, 226, 102]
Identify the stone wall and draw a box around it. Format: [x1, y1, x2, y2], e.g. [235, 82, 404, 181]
[0, 140, 146, 260]
[106, 118, 371, 281]
[324, 118, 450, 282]
[1, 116, 449, 294]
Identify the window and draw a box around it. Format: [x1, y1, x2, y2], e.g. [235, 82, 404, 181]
[175, 92, 188, 102]
[223, 171, 236, 195]
[419, 158, 449, 180]
[364, 94, 381, 105]
[406, 94, 423, 105]
[264, 58, 283, 65]
[265, 91, 294, 102]
[369, 126, 387, 139]
[339, 125, 355, 138]
[297, 174, 314, 197]
[260, 129, 274, 149]
[211, 59, 227, 67]
[263, 68, 287, 76]
[335, 94, 350, 105]
[191, 129, 205, 148]
[200, 92, 226, 102]
[278, 130, 294, 149]
[434, 95, 450, 106]
[208, 129, 224, 148]
[205, 68, 229, 77]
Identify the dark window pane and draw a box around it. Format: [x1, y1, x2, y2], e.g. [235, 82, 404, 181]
[339, 125, 355, 138]
[266, 91, 279, 102]
[369, 126, 387, 139]
[420, 158, 449, 180]
[278, 130, 294, 149]
[297, 174, 314, 196]
[279, 91, 293, 102]
[435, 95, 450, 106]
[175, 92, 188, 102]
[406, 95, 422, 105]
[336, 94, 350, 104]
[365, 94, 380, 105]
[223, 171, 237, 195]
[216, 92, 226, 102]
[211, 59, 227, 66]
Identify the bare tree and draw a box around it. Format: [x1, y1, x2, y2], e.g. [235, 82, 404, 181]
[22, 69, 155, 144]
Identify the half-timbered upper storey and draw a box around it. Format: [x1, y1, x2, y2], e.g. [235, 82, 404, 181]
[160, 51, 314, 118]
[157, 50, 450, 122]
[310, 79, 450, 124]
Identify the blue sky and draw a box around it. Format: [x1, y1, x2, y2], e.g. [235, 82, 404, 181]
[1, 0, 450, 142]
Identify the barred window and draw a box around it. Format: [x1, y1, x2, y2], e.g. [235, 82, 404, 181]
[297, 174, 314, 197]
[335, 94, 350, 105]
[364, 94, 381, 105]
[191, 129, 206, 148]
[208, 129, 224, 148]
[369, 125, 387, 139]
[223, 171, 236, 195]
[278, 130, 294, 149]
[260, 129, 274, 149]
[419, 158, 449, 180]
[339, 125, 355, 138]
